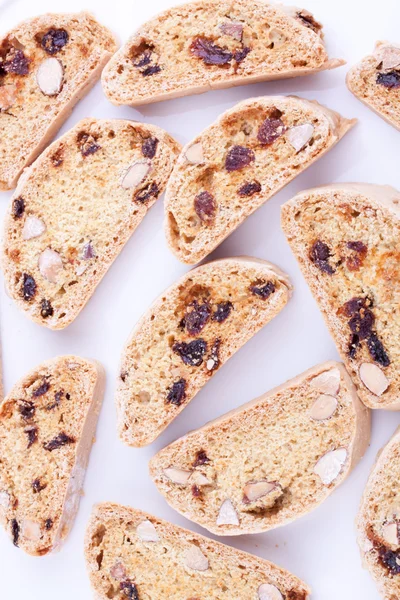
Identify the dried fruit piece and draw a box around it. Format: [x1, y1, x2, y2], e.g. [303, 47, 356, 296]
[32, 478, 47, 493]
[376, 71, 400, 89]
[41, 29, 69, 55]
[82, 242, 95, 260]
[12, 197, 25, 219]
[193, 450, 209, 467]
[309, 368, 341, 395]
[382, 522, 399, 546]
[212, 301, 233, 323]
[172, 339, 207, 366]
[142, 137, 158, 159]
[309, 240, 335, 274]
[216, 498, 239, 526]
[258, 583, 283, 600]
[36, 58, 64, 96]
[164, 467, 191, 484]
[136, 520, 159, 542]
[309, 394, 338, 421]
[286, 123, 314, 152]
[43, 432, 75, 451]
[238, 181, 262, 197]
[243, 480, 277, 503]
[32, 380, 50, 397]
[257, 117, 285, 145]
[121, 160, 151, 189]
[183, 544, 209, 571]
[134, 182, 159, 203]
[166, 379, 187, 406]
[184, 302, 211, 336]
[39, 248, 63, 283]
[78, 132, 100, 157]
[219, 22, 243, 41]
[18, 400, 35, 419]
[359, 362, 389, 396]
[190, 37, 232, 66]
[120, 581, 139, 599]
[45, 519, 53, 530]
[142, 65, 161, 77]
[3, 48, 30, 75]
[22, 273, 36, 301]
[11, 519, 20, 546]
[25, 425, 38, 448]
[225, 145, 255, 172]
[250, 280, 275, 299]
[379, 547, 400, 574]
[234, 47, 251, 63]
[194, 191, 216, 223]
[345, 240, 367, 271]
[296, 11, 322, 34]
[367, 333, 390, 367]
[23, 216, 46, 240]
[314, 448, 347, 485]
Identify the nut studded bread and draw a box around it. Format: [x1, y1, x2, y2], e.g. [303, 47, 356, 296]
[150, 362, 370, 536]
[0, 355, 105, 556]
[165, 95, 356, 264]
[357, 427, 400, 599]
[2, 118, 180, 330]
[347, 42, 400, 131]
[85, 503, 311, 600]
[281, 183, 400, 410]
[101, 0, 344, 107]
[117, 257, 292, 447]
[0, 12, 117, 190]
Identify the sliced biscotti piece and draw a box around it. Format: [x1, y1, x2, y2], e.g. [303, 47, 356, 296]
[347, 42, 400, 131]
[85, 503, 311, 600]
[101, 0, 344, 106]
[150, 362, 370, 536]
[165, 95, 356, 264]
[0, 12, 117, 190]
[2, 118, 180, 330]
[117, 257, 292, 447]
[0, 356, 105, 556]
[282, 183, 400, 410]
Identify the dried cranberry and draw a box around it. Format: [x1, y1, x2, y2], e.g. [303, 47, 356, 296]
[12, 197, 25, 219]
[296, 11, 322, 33]
[345, 241, 367, 271]
[166, 379, 187, 406]
[341, 297, 372, 317]
[77, 132, 100, 157]
[377, 71, 400, 89]
[32, 380, 50, 397]
[348, 309, 375, 340]
[18, 400, 35, 420]
[25, 426, 38, 448]
[193, 449, 209, 467]
[225, 145, 255, 172]
[250, 280, 275, 299]
[184, 302, 211, 336]
[133, 50, 152, 68]
[309, 240, 335, 274]
[41, 299, 54, 319]
[32, 478, 47, 493]
[172, 339, 207, 366]
[192, 484, 202, 498]
[190, 37, 233, 66]
[120, 581, 139, 599]
[379, 547, 400, 574]
[367, 333, 390, 367]
[194, 191, 216, 223]
[45, 519, 53, 530]
[257, 117, 285, 145]
[142, 65, 161, 76]
[238, 181, 262, 197]
[3, 48, 30, 75]
[43, 432, 75, 451]
[46, 390, 63, 411]
[142, 137, 158, 158]
[11, 519, 19, 547]
[41, 29, 69, 55]
[212, 301, 233, 323]
[134, 182, 160, 203]
[22, 273, 36, 301]
[234, 46, 251, 63]
[348, 334, 360, 358]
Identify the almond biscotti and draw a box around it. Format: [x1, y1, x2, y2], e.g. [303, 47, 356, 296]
[165, 96, 356, 264]
[2, 118, 180, 330]
[0, 355, 105, 556]
[150, 362, 370, 536]
[117, 257, 292, 447]
[0, 12, 117, 190]
[101, 0, 344, 106]
[85, 503, 311, 600]
[347, 42, 400, 131]
[281, 183, 400, 410]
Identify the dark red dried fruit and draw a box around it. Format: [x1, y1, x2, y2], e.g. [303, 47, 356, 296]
[141, 137, 159, 158]
[77, 132, 101, 157]
[41, 299, 54, 319]
[173, 339, 207, 366]
[296, 11, 322, 33]
[142, 65, 161, 77]
[3, 48, 30, 75]
[11, 519, 19, 547]
[341, 296, 373, 317]
[212, 301, 233, 323]
[345, 241, 368, 271]
[367, 333, 390, 367]
[348, 333, 360, 358]
[46, 390, 63, 411]
[257, 117, 285, 145]
[193, 449, 210, 467]
[45, 518, 53, 530]
[120, 372, 128, 382]
[120, 581, 139, 600]
[238, 181, 261, 197]
[32, 478, 47, 493]
[32, 380, 50, 397]
[234, 46, 251, 63]
[166, 379, 187, 406]
[41, 29, 69, 55]
[191, 484, 202, 498]
[12, 197, 25, 219]
[309, 240, 335, 274]
[134, 182, 160, 203]
[194, 191, 217, 223]
[377, 71, 400, 89]
[133, 50, 152, 68]
[43, 432, 75, 451]
[22, 273, 37, 301]
[207, 339, 221, 372]
[225, 145, 255, 172]
[250, 280, 275, 299]
[379, 546, 400, 574]
[51, 149, 64, 167]
[25, 426, 38, 448]
[18, 400, 35, 420]
[184, 302, 211, 336]
[190, 37, 233, 66]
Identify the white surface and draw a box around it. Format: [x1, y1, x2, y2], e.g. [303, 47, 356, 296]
[0, 0, 398, 598]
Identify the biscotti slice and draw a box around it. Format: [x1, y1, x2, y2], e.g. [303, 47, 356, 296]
[281, 183, 400, 410]
[0, 355, 105, 556]
[2, 118, 180, 330]
[101, 0, 344, 106]
[165, 95, 356, 264]
[150, 361, 370, 536]
[357, 427, 400, 599]
[347, 42, 400, 131]
[0, 12, 117, 190]
[117, 257, 292, 447]
[85, 503, 311, 600]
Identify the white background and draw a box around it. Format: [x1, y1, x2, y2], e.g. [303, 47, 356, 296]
[0, 0, 398, 598]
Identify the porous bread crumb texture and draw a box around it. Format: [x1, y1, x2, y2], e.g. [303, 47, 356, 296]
[281, 183, 400, 410]
[150, 362, 370, 536]
[347, 41, 400, 132]
[2, 118, 180, 330]
[357, 427, 400, 600]
[117, 257, 292, 447]
[0, 355, 104, 556]
[165, 95, 355, 264]
[0, 12, 117, 190]
[84, 503, 311, 600]
[101, 0, 343, 106]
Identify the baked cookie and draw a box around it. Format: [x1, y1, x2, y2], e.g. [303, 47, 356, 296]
[101, 0, 344, 106]
[281, 183, 400, 410]
[150, 362, 370, 535]
[2, 118, 180, 330]
[347, 42, 400, 131]
[165, 95, 356, 264]
[0, 355, 105, 556]
[85, 503, 311, 600]
[0, 12, 117, 190]
[117, 257, 292, 447]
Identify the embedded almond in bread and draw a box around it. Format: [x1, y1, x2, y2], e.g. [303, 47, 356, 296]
[347, 42, 400, 131]
[101, 0, 344, 106]
[0, 12, 117, 190]
[281, 183, 400, 410]
[116, 257, 292, 447]
[0, 355, 105, 556]
[84, 503, 311, 600]
[165, 96, 356, 264]
[2, 118, 180, 330]
[150, 362, 370, 535]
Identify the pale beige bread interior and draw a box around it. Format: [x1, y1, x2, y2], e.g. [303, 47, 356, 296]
[281, 183, 400, 410]
[356, 426, 400, 600]
[101, 0, 344, 107]
[85, 503, 311, 600]
[165, 95, 356, 265]
[1, 118, 180, 330]
[0, 12, 117, 190]
[150, 361, 370, 536]
[347, 42, 400, 131]
[0, 355, 105, 556]
[117, 257, 292, 447]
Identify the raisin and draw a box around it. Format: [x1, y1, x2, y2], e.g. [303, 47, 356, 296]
[46, 390, 63, 411]
[348, 309, 375, 340]
[166, 379, 187, 406]
[43, 432, 75, 451]
[41, 299, 54, 319]
[41, 29, 69, 54]
[193, 449, 209, 467]
[345, 241, 367, 271]
[120, 581, 139, 599]
[191, 484, 202, 498]
[296, 11, 322, 33]
[172, 339, 207, 366]
[141, 137, 158, 158]
[11, 519, 20, 547]
[32, 380, 50, 397]
[184, 302, 211, 336]
[377, 71, 400, 89]
[45, 519, 53, 530]
[142, 65, 161, 76]
[367, 333, 390, 367]
[190, 37, 233, 66]
[257, 117, 285, 145]
[212, 301, 233, 323]
[3, 48, 30, 75]
[238, 181, 262, 197]
[348, 334, 360, 358]
[12, 197, 25, 219]
[22, 273, 37, 301]
[134, 182, 160, 203]
[207, 339, 221, 372]
[379, 547, 400, 574]
[341, 296, 372, 317]
[194, 191, 216, 223]
[133, 50, 152, 68]
[77, 132, 100, 157]
[250, 280, 275, 299]
[32, 478, 46, 493]
[18, 400, 35, 420]
[225, 145, 255, 172]
[25, 426, 38, 448]
[234, 46, 251, 63]
[309, 240, 335, 274]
